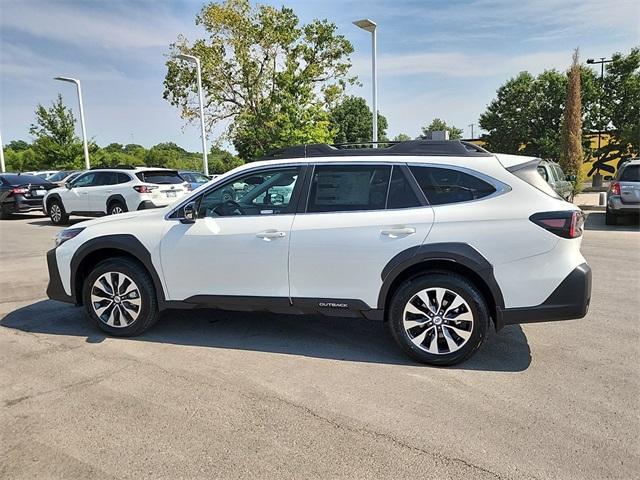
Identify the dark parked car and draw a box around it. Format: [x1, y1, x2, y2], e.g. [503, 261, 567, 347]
[0, 174, 57, 219]
[537, 160, 574, 200]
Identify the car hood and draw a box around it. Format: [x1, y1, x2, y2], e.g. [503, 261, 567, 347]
[73, 208, 164, 229]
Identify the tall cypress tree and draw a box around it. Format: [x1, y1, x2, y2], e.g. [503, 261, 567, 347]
[560, 49, 584, 193]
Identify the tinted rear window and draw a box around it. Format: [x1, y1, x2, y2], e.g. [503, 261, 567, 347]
[135, 170, 184, 184]
[409, 166, 496, 205]
[0, 174, 51, 186]
[620, 165, 640, 182]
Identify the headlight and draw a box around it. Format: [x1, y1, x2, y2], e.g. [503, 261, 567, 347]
[55, 227, 85, 247]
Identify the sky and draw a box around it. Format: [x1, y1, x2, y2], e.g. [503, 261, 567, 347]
[1, 0, 638, 152]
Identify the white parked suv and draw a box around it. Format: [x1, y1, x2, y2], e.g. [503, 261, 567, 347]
[46, 141, 592, 366]
[44, 167, 190, 224]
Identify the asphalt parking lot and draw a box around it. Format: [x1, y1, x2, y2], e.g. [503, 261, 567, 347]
[1, 213, 638, 479]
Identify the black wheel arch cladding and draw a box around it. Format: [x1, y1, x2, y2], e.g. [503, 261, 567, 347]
[378, 242, 505, 315]
[70, 234, 166, 308]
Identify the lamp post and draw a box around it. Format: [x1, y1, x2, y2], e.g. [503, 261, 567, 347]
[586, 57, 613, 187]
[468, 123, 475, 139]
[353, 19, 378, 146]
[54, 77, 90, 170]
[175, 54, 209, 176]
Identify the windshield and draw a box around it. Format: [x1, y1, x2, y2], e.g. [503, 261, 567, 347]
[48, 171, 72, 182]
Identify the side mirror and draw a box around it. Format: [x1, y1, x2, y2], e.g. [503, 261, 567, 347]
[65, 182, 73, 189]
[566, 174, 577, 182]
[603, 175, 613, 181]
[180, 202, 197, 224]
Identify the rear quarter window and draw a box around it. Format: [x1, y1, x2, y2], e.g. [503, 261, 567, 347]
[409, 166, 496, 206]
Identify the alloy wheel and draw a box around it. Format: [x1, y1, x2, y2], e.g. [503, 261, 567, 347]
[402, 287, 474, 355]
[91, 272, 141, 327]
[50, 203, 62, 223]
[111, 205, 124, 215]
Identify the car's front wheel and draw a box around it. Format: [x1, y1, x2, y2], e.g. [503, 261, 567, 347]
[82, 257, 159, 336]
[387, 272, 489, 366]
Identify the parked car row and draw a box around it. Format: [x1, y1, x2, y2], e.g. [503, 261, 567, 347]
[0, 168, 214, 222]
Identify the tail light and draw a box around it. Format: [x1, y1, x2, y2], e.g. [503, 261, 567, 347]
[609, 181, 621, 196]
[11, 187, 29, 195]
[530, 211, 584, 239]
[133, 185, 158, 193]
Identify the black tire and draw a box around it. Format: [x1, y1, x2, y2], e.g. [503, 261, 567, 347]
[48, 200, 69, 225]
[108, 201, 128, 216]
[0, 207, 13, 220]
[387, 271, 489, 366]
[82, 257, 159, 337]
[605, 209, 617, 226]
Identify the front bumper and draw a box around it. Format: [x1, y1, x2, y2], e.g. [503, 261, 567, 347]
[608, 196, 640, 213]
[46, 249, 75, 304]
[496, 263, 592, 329]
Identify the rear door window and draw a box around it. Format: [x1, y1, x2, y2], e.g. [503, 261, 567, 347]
[387, 166, 422, 209]
[306, 165, 391, 213]
[409, 166, 496, 205]
[136, 170, 184, 184]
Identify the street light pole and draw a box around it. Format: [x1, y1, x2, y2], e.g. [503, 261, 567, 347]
[468, 123, 475, 139]
[586, 57, 613, 187]
[54, 77, 90, 170]
[175, 54, 209, 176]
[353, 19, 378, 146]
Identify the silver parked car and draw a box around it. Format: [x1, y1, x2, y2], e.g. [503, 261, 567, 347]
[606, 159, 640, 225]
[537, 160, 574, 201]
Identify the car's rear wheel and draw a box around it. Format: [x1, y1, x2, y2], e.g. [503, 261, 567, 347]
[49, 200, 69, 225]
[605, 209, 618, 225]
[108, 201, 127, 216]
[0, 206, 13, 220]
[387, 272, 489, 366]
[82, 257, 159, 336]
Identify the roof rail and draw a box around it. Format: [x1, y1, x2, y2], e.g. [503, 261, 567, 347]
[260, 140, 492, 160]
[89, 165, 138, 170]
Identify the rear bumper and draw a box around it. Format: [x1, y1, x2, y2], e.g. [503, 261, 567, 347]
[608, 196, 640, 213]
[496, 263, 592, 329]
[46, 249, 75, 304]
[3, 197, 44, 213]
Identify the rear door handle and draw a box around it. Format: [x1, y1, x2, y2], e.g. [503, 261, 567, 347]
[381, 227, 416, 238]
[256, 230, 286, 241]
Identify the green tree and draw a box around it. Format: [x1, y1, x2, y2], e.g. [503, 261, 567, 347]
[329, 96, 387, 143]
[392, 133, 412, 142]
[420, 118, 463, 140]
[588, 48, 640, 179]
[209, 146, 244, 174]
[29, 94, 85, 169]
[560, 49, 584, 195]
[163, 0, 355, 161]
[7, 140, 30, 152]
[479, 68, 598, 160]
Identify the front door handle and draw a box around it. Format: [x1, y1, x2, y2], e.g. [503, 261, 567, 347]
[381, 227, 416, 238]
[256, 230, 286, 241]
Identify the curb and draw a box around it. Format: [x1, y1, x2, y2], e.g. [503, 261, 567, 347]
[578, 205, 605, 212]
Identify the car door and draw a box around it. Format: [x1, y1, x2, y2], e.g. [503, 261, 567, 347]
[88, 171, 117, 213]
[63, 171, 98, 212]
[288, 163, 434, 309]
[159, 164, 304, 301]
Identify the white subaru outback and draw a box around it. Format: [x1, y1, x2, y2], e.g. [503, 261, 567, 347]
[45, 141, 591, 366]
[44, 167, 190, 224]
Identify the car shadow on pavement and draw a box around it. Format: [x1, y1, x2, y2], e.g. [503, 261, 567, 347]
[584, 212, 640, 232]
[1, 300, 531, 372]
[27, 218, 88, 227]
